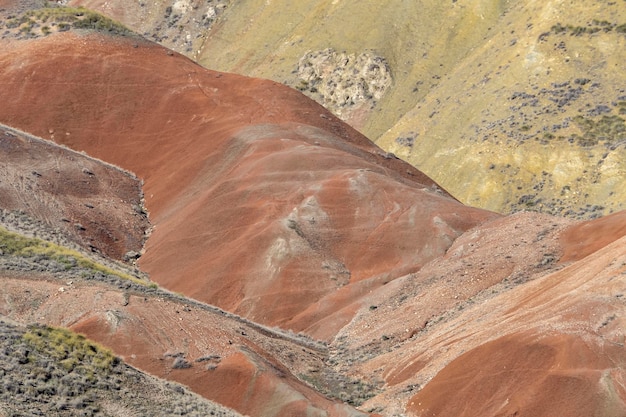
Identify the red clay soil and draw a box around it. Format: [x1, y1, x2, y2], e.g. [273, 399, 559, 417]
[0, 125, 149, 260]
[407, 331, 626, 417]
[0, 31, 498, 331]
[332, 211, 572, 351]
[348, 225, 626, 415]
[559, 210, 626, 263]
[3, 26, 626, 417]
[0, 272, 366, 417]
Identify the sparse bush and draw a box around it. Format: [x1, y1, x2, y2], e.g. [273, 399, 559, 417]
[395, 133, 417, 148]
[571, 114, 626, 146]
[0, 321, 240, 416]
[23, 325, 118, 374]
[71, 10, 131, 34]
[195, 354, 221, 363]
[551, 20, 624, 36]
[2, 6, 135, 38]
[172, 357, 192, 369]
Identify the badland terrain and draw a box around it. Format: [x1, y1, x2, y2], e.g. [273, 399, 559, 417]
[0, 1, 625, 416]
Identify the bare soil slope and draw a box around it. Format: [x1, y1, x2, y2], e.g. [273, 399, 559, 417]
[0, 124, 149, 261]
[0, 266, 363, 416]
[0, 31, 497, 333]
[332, 211, 626, 416]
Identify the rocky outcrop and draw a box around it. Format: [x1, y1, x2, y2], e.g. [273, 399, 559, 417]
[66, 0, 230, 58]
[297, 48, 392, 123]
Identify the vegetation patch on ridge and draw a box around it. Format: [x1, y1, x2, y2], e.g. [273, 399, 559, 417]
[23, 325, 118, 376]
[550, 19, 626, 36]
[0, 323, 119, 415]
[0, 225, 150, 287]
[0, 321, 243, 416]
[571, 114, 626, 147]
[2, 5, 134, 39]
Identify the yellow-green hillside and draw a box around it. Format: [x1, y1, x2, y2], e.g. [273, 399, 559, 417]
[195, 0, 625, 217]
[196, 0, 510, 137]
[377, 0, 626, 217]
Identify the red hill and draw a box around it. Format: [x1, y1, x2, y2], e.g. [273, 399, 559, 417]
[0, 32, 497, 333]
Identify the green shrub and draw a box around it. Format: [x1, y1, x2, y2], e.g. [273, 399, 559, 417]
[571, 114, 626, 146]
[23, 325, 118, 376]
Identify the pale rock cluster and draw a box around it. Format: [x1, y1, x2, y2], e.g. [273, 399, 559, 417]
[297, 48, 392, 119]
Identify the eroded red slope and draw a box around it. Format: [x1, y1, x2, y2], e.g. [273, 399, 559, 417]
[0, 272, 365, 417]
[2, 24, 626, 417]
[0, 125, 148, 260]
[0, 32, 498, 332]
[336, 212, 626, 416]
[409, 331, 626, 417]
[559, 210, 626, 263]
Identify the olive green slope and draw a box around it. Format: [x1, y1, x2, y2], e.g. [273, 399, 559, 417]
[377, 0, 626, 218]
[195, 0, 510, 138]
